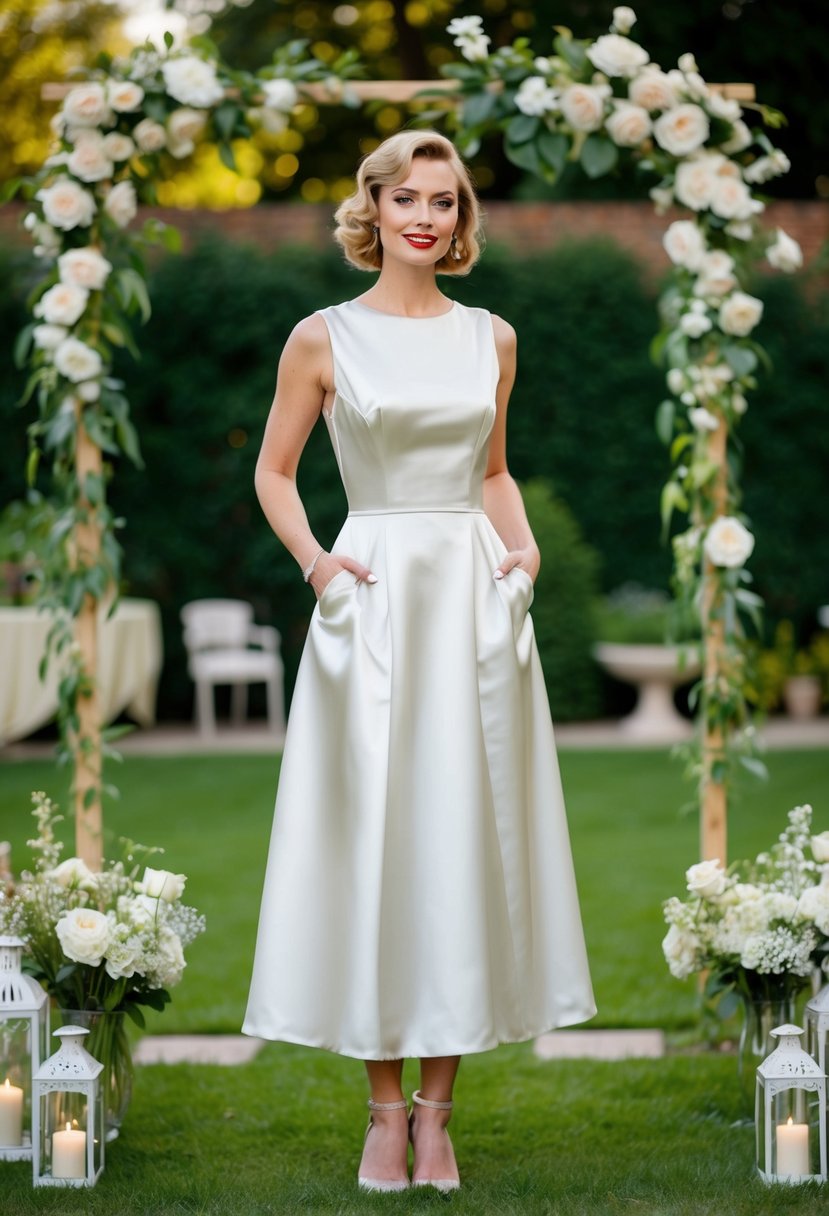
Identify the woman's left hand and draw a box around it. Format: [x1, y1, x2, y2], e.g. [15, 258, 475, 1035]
[494, 545, 540, 584]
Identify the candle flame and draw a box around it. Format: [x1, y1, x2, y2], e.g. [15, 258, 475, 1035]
[65, 1121, 71, 1133]
[3, 1078, 9, 1089]
[787, 1116, 794, 1126]
[71, 1118, 80, 1130]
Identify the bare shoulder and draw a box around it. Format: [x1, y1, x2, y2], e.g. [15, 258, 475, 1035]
[286, 310, 330, 356]
[489, 312, 517, 378]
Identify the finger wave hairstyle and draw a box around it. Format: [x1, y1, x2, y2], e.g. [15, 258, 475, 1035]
[333, 130, 484, 276]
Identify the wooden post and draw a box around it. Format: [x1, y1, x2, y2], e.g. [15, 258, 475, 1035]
[71, 401, 104, 871]
[699, 418, 729, 867]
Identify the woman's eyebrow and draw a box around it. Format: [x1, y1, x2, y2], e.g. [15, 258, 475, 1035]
[391, 187, 457, 198]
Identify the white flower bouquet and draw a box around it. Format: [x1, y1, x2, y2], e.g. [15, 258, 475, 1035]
[662, 804, 828, 1007]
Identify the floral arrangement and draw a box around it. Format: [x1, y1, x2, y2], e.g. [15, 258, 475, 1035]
[441, 8, 804, 798]
[0, 791, 205, 1024]
[662, 804, 829, 1005]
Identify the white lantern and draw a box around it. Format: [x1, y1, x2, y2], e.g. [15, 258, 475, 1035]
[0, 935, 49, 1161]
[805, 982, 829, 1078]
[756, 1024, 827, 1184]
[32, 1026, 104, 1187]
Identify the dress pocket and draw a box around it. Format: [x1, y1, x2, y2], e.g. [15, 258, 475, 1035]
[494, 566, 535, 639]
[317, 568, 358, 617]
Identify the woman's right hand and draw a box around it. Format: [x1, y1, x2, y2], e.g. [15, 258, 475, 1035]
[309, 552, 378, 599]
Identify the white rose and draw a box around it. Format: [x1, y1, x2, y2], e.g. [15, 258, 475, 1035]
[605, 102, 651, 146]
[719, 118, 752, 154]
[686, 859, 726, 898]
[261, 78, 298, 112]
[673, 158, 717, 211]
[104, 180, 137, 228]
[133, 118, 167, 153]
[36, 179, 96, 231]
[629, 68, 677, 112]
[62, 82, 112, 129]
[34, 282, 89, 327]
[662, 220, 706, 270]
[152, 926, 186, 988]
[812, 833, 829, 863]
[67, 131, 114, 183]
[667, 368, 685, 394]
[680, 312, 712, 338]
[689, 406, 719, 431]
[168, 108, 208, 143]
[649, 184, 673, 214]
[107, 79, 145, 112]
[162, 55, 225, 107]
[662, 923, 698, 980]
[561, 84, 607, 132]
[141, 866, 186, 902]
[58, 247, 112, 290]
[77, 380, 101, 402]
[515, 77, 560, 117]
[709, 176, 753, 221]
[706, 91, 742, 123]
[612, 6, 637, 35]
[653, 103, 710, 156]
[33, 323, 68, 350]
[725, 220, 754, 242]
[718, 290, 763, 336]
[56, 906, 110, 965]
[126, 892, 162, 929]
[767, 228, 803, 272]
[683, 71, 710, 103]
[744, 150, 790, 184]
[586, 33, 649, 78]
[693, 249, 737, 298]
[102, 132, 135, 162]
[49, 857, 97, 889]
[54, 337, 103, 382]
[703, 516, 755, 568]
[731, 391, 748, 415]
[678, 52, 698, 74]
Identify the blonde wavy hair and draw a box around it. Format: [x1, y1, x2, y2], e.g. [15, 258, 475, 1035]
[333, 130, 484, 276]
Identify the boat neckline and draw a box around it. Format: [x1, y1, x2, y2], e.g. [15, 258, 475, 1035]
[349, 298, 458, 319]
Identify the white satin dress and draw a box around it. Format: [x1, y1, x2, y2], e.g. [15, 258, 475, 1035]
[242, 297, 596, 1059]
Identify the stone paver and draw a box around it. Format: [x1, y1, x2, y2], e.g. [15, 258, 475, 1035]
[534, 1029, 666, 1060]
[133, 1034, 266, 1066]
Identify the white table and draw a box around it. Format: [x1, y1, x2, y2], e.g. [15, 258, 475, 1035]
[0, 598, 163, 744]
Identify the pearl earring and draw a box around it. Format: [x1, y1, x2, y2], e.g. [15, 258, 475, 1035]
[451, 234, 462, 261]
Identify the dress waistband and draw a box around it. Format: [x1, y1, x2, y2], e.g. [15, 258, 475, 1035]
[347, 506, 485, 516]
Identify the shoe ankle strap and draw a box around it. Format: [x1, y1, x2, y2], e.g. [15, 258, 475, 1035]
[367, 1097, 408, 1111]
[412, 1089, 453, 1110]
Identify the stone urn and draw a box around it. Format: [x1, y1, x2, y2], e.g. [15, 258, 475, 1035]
[782, 674, 822, 719]
[593, 642, 701, 742]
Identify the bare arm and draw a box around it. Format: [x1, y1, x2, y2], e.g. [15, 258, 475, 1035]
[254, 313, 374, 596]
[482, 314, 541, 581]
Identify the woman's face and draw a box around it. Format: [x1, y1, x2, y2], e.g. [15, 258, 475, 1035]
[375, 156, 460, 267]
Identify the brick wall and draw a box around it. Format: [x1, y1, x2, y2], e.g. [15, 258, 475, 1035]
[1, 199, 826, 284]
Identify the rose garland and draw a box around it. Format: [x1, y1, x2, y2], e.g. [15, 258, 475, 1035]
[443, 8, 803, 807]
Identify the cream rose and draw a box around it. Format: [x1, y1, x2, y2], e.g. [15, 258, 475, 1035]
[718, 290, 763, 336]
[649, 184, 673, 214]
[133, 118, 167, 153]
[605, 102, 651, 146]
[612, 6, 637, 34]
[561, 83, 607, 131]
[693, 249, 737, 298]
[680, 312, 712, 338]
[36, 179, 96, 231]
[662, 220, 706, 270]
[49, 857, 96, 889]
[709, 176, 753, 221]
[34, 282, 89, 327]
[58, 247, 113, 291]
[104, 180, 137, 228]
[56, 907, 110, 965]
[586, 33, 649, 78]
[653, 103, 709, 156]
[67, 131, 115, 183]
[673, 158, 717, 211]
[33, 324, 68, 350]
[686, 859, 726, 898]
[54, 337, 103, 382]
[102, 132, 135, 162]
[261, 77, 298, 112]
[704, 516, 755, 568]
[767, 228, 803, 272]
[720, 118, 752, 155]
[168, 108, 209, 143]
[141, 866, 186, 902]
[162, 56, 224, 108]
[107, 79, 145, 112]
[628, 68, 677, 112]
[77, 381, 101, 402]
[62, 82, 112, 129]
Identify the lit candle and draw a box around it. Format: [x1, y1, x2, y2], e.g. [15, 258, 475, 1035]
[52, 1120, 86, 1179]
[0, 1077, 23, 1146]
[776, 1117, 810, 1179]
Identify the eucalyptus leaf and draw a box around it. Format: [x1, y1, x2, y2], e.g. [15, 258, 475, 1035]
[655, 399, 675, 446]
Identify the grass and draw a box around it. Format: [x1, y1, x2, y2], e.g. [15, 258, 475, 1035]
[2, 749, 829, 1035]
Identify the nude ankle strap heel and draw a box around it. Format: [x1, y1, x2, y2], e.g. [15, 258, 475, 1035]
[357, 1097, 410, 1193]
[410, 1090, 460, 1192]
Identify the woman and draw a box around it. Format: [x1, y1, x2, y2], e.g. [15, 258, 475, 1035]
[242, 130, 595, 1192]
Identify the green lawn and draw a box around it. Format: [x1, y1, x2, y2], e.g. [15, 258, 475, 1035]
[2, 748, 828, 1036]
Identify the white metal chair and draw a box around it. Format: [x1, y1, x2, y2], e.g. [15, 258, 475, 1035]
[180, 599, 286, 737]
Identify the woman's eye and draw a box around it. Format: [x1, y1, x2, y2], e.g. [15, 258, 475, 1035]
[394, 195, 412, 204]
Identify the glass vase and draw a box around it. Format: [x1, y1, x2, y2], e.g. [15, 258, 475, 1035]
[58, 1009, 134, 1142]
[737, 994, 797, 1118]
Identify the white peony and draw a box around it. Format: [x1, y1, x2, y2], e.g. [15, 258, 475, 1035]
[586, 33, 649, 78]
[49, 857, 96, 889]
[515, 77, 560, 117]
[704, 516, 755, 568]
[718, 290, 764, 336]
[58, 247, 112, 291]
[653, 103, 709, 156]
[36, 179, 96, 231]
[662, 923, 698, 979]
[102, 132, 135, 162]
[629, 68, 677, 112]
[62, 82, 112, 129]
[34, 282, 89, 327]
[689, 406, 719, 431]
[605, 101, 651, 146]
[54, 337, 103, 382]
[561, 83, 608, 131]
[662, 219, 706, 270]
[767, 228, 803, 273]
[141, 866, 186, 902]
[133, 118, 167, 153]
[686, 858, 727, 898]
[103, 180, 137, 228]
[56, 907, 110, 965]
[811, 833, 829, 863]
[33, 323, 68, 351]
[611, 6, 637, 35]
[162, 56, 225, 108]
[260, 78, 298, 112]
[106, 79, 144, 112]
